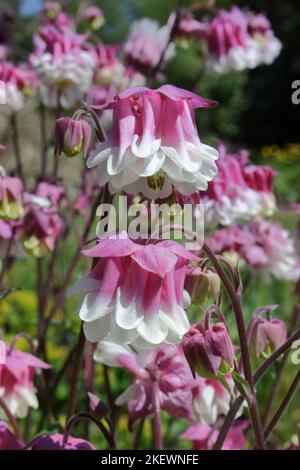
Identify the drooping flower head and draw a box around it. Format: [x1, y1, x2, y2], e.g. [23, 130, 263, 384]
[94, 339, 194, 428]
[0, 344, 50, 418]
[0, 171, 24, 220]
[87, 85, 218, 199]
[21, 192, 64, 258]
[55, 117, 92, 158]
[248, 312, 287, 358]
[200, 7, 281, 74]
[182, 319, 234, 379]
[247, 13, 282, 65]
[0, 62, 37, 111]
[69, 233, 197, 347]
[203, 143, 276, 227]
[124, 18, 175, 71]
[80, 6, 105, 31]
[30, 26, 94, 108]
[25, 433, 95, 450]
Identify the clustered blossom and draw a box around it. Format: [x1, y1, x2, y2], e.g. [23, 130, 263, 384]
[69, 233, 197, 347]
[203, 143, 277, 227]
[0, 344, 49, 418]
[87, 85, 219, 199]
[94, 337, 241, 432]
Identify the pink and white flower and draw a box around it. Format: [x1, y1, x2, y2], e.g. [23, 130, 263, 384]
[124, 18, 175, 70]
[87, 85, 219, 199]
[200, 7, 280, 74]
[242, 218, 300, 282]
[0, 62, 36, 111]
[30, 26, 94, 108]
[191, 376, 243, 425]
[247, 13, 282, 66]
[203, 143, 276, 227]
[69, 233, 197, 347]
[0, 344, 50, 418]
[182, 420, 248, 450]
[94, 340, 194, 428]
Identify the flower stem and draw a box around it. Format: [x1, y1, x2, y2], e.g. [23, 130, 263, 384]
[202, 241, 266, 449]
[65, 321, 85, 423]
[11, 112, 24, 181]
[214, 326, 300, 449]
[263, 368, 300, 442]
[152, 380, 163, 450]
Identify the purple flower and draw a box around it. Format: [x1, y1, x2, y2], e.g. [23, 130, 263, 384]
[55, 117, 92, 158]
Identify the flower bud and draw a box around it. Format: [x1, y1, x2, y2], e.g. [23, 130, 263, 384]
[55, 117, 92, 158]
[250, 316, 287, 358]
[185, 266, 221, 304]
[182, 320, 234, 379]
[82, 7, 105, 30]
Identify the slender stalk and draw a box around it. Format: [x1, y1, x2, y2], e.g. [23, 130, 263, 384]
[0, 235, 14, 287]
[152, 380, 163, 450]
[11, 113, 24, 181]
[132, 417, 145, 450]
[263, 369, 300, 442]
[202, 241, 266, 449]
[65, 322, 85, 422]
[0, 397, 24, 444]
[39, 105, 47, 179]
[214, 326, 300, 449]
[63, 412, 115, 449]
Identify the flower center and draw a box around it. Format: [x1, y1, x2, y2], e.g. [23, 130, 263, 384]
[147, 171, 165, 191]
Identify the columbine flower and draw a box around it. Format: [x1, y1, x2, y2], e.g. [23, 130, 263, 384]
[35, 182, 66, 209]
[25, 434, 95, 450]
[87, 85, 218, 199]
[203, 143, 276, 227]
[69, 233, 197, 347]
[182, 421, 248, 450]
[0, 62, 36, 111]
[124, 18, 175, 70]
[182, 320, 234, 379]
[243, 218, 300, 282]
[0, 344, 49, 418]
[247, 13, 282, 65]
[0, 172, 24, 220]
[191, 376, 242, 426]
[22, 193, 64, 258]
[40, 1, 74, 29]
[55, 117, 92, 158]
[200, 7, 264, 73]
[94, 339, 194, 428]
[0, 421, 22, 450]
[249, 315, 287, 358]
[30, 26, 94, 108]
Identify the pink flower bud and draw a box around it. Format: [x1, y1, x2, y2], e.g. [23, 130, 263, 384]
[82, 7, 105, 30]
[185, 266, 221, 304]
[250, 316, 287, 358]
[182, 320, 234, 379]
[55, 117, 92, 158]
